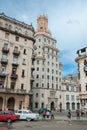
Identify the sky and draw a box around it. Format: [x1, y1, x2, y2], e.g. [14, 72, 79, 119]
[0, 0, 87, 77]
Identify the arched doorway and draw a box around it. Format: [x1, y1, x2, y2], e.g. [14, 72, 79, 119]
[50, 102, 54, 110]
[0, 97, 3, 110]
[7, 97, 15, 110]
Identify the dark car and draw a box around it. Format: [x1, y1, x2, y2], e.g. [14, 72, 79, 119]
[0, 110, 20, 122]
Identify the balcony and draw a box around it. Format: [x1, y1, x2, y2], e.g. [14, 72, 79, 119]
[10, 74, 18, 80]
[12, 62, 19, 67]
[32, 53, 36, 61]
[1, 58, 8, 64]
[2, 47, 9, 53]
[0, 88, 27, 94]
[29, 90, 33, 95]
[31, 65, 35, 71]
[30, 75, 34, 82]
[0, 72, 6, 78]
[13, 50, 20, 56]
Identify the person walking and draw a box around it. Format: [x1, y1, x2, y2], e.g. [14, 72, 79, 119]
[67, 109, 71, 124]
[50, 110, 54, 119]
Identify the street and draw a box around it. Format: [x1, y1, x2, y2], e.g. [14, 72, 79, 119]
[0, 111, 87, 130]
[1, 119, 87, 130]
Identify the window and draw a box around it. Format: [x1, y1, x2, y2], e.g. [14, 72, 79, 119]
[42, 68, 44, 71]
[44, 38, 46, 42]
[41, 103, 44, 108]
[5, 32, 9, 39]
[37, 60, 39, 64]
[47, 75, 49, 80]
[23, 49, 26, 54]
[42, 83, 44, 87]
[66, 86, 69, 91]
[71, 95, 74, 101]
[56, 84, 58, 89]
[39, 38, 41, 42]
[4, 43, 8, 48]
[15, 36, 19, 41]
[52, 83, 54, 89]
[36, 75, 39, 78]
[35, 102, 38, 108]
[66, 95, 69, 100]
[86, 83, 87, 91]
[71, 86, 74, 91]
[42, 75, 44, 79]
[47, 68, 50, 72]
[37, 67, 39, 71]
[13, 55, 18, 64]
[22, 69, 25, 77]
[22, 59, 26, 65]
[36, 83, 38, 87]
[56, 71, 58, 74]
[47, 83, 49, 89]
[56, 77, 58, 81]
[2, 53, 7, 60]
[21, 84, 24, 90]
[10, 82, 15, 89]
[42, 93, 44, 98]
[52, 69, 54, 74]
[36, 93, 38, 97]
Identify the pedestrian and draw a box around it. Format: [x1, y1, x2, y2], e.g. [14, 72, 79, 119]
[67, 109, 71, 124]
[76, 109, 80, 119]
[50, 110, 54, 119]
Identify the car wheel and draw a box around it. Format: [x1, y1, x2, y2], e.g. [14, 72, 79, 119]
[7, 119, 12, 123]
[27, 118, 31, 121]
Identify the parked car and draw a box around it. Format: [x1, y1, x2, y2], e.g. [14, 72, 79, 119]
[0, 110, 20, 122]
[15, 109, 39, 121]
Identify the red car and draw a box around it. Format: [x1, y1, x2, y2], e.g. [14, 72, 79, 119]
[0, 110, 20, 122]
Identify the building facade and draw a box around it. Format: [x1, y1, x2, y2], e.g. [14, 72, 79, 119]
[62, 74, 80, 111]
[32, 15, 62, 111]
[75, 47, 87, 108]
[0, 13, 35, 110]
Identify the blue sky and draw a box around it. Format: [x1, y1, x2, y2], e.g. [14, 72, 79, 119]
[0, 0, 87, 76]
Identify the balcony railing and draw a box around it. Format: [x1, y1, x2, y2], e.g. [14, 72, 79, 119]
[1, 58, 8, 64]
[0, 88, 28, 94]
[0, 72, 6, 78]
[2, 47, 9, 53]
[13, 50, 20, 56]
[31, 65, 35, 70]
[10, 74, 18, 80]
[12, 62, 19, 67]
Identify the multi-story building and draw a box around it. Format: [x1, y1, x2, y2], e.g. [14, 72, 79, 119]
[32, 15, 62, 111]
[75, 47, 87, 108]
[0, 13, 35, 110]
[62, 74, 80, 111]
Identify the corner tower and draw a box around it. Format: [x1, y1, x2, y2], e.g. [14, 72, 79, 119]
[36, 15, 51, 35]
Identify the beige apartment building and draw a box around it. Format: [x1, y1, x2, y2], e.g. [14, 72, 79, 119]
[62, 74, 80, 111]
[75, 47, 87, 108]
[32, 15, 62, 111]
[0, 13, 35, 110]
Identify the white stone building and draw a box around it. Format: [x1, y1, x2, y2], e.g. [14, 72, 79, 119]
[61, 74, 80, 111]
[0, 13, 35, 110]
[75, 47, 87, 108]
[32, 15, 62, 111]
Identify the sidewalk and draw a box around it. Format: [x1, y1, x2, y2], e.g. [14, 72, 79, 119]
[39, 115, 87, 121]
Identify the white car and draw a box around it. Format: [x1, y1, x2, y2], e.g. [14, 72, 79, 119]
[15, 109, 39, 121]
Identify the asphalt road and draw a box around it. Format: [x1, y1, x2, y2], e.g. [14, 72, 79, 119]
[1, 120, 87, 130]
